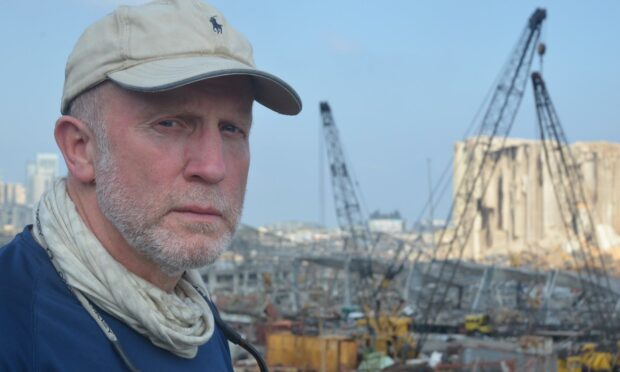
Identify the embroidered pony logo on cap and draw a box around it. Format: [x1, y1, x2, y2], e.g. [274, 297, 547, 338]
[209, 16, 223, 34]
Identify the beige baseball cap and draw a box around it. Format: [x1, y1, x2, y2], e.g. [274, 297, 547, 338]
[61, 0, 302, 115]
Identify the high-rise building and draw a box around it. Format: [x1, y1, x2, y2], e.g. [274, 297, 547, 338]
[0, 182, 27, 206]
[27, 153, 59, 205]
[0, 181, 30, 237]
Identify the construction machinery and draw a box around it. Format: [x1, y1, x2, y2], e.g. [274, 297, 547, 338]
[355, 315, 417, 362]
[319, 8, 556, 357]
[415, 7, 547, 353]
[531, 71, 620, 337]
[320, 103, 419, 363]
[463, 313, 493, 335]
[319, 101, 374, 309]
[557, 343, 619, 372]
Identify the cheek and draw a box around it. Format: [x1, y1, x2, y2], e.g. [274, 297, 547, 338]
[114, 146, 182, 193]
[226, 147, 250, 189]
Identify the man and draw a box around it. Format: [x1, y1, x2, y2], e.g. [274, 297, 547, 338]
[0, 0, 301, 370]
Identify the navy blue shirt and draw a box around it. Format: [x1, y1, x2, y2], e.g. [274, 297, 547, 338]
[0, 227, 233, 371]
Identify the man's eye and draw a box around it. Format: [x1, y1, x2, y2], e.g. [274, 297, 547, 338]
[158, 120, 178, 128]
[221, 123, 244, 135]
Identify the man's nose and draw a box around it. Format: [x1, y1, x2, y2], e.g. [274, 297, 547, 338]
[183, 128, 226, 184]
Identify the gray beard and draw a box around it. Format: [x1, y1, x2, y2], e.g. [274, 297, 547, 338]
[94, 149, 242, 276]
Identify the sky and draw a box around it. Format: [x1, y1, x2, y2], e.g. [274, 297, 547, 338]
[1, 1, 619, 229]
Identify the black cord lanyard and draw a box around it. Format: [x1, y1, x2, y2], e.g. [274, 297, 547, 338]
[202, 292, 269, 372]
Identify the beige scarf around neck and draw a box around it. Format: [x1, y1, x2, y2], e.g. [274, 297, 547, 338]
[33, 178, 215, 358]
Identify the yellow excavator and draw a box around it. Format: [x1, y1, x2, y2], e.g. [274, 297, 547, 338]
[557, 342, 620, 372]
[463, 313, 493, 335]
[356, 314, 417, 361]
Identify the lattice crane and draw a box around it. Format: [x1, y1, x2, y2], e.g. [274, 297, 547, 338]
[531, 71, 619, 337]
[416, 8, 547, 352]
[320, 102, 374, 307]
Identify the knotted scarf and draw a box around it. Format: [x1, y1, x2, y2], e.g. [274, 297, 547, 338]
[33, 178, 215, 358]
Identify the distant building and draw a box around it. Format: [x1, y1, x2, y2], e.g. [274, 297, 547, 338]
[412, 218, 447, 234]
[368, 210, 405, 234]
[259, 221, 332, 245]
[0, 204, 32, 236]
[0, 181, 30, 237]
[0, 182, 27, 206]
[27, 153, 59, 205]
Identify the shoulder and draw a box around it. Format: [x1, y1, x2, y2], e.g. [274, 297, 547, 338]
[0, 227, 89, 369]
[0, 226, 54, 300]
[0, 229, 131, 370]
[0, 226, 44, 295]
[0, 227, 46, 369]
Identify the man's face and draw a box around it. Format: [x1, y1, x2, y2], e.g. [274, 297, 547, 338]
[94, 76, 253, 274]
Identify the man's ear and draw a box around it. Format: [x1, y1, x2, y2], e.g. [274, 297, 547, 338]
[54, 115, 97, 183]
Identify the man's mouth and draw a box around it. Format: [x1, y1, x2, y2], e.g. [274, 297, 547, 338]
[171, 206, 224, 222]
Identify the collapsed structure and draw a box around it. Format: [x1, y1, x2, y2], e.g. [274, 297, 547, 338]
[454, 138, 620, 265]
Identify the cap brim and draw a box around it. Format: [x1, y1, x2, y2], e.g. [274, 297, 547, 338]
[107, 56, 302, 115]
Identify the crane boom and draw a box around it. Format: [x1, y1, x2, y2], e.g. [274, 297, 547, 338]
[416, 8, 546, 350]
[320, 102, 371, 255]
[320, 102, 373, 306]
[531, 71, 618, 336]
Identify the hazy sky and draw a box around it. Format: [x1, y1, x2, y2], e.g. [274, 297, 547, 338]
[1, 1, 619, 228]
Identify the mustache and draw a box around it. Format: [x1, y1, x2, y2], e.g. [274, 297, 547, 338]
[168, 188, 242, 226]
[171, 188, 229, 211]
